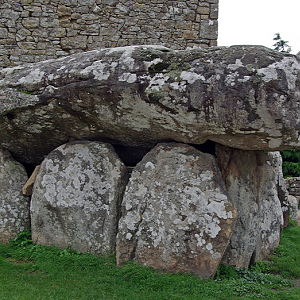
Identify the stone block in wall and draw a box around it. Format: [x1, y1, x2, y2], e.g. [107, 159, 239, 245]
[17, 42, 36, 50]
[183, 30, 199, 40]
[210, 3, 219, 19]
[81, 0, 98, 6]
[0, 149, 29, 244]
[74, 5, 91, 14]
[50, 28, 67, 38]
[1, 9, 20, 20]
[61, 36, 88, 50]
[16, 28, 31, 41]
[31, 141, 128, 255]
[0, 28, 8, 39]
[40, 17, 59, 28]
[104, 0, 118, 6]
[80, 24, 100, 35]
[183, 10, 196, 21]
[70, 12, 82, 20]
[20, 10, 30, 17]
[42, 5, 56, 14]
[59, 0, 79, 6]
[116, 143, 237, 278]
[23, 5, 42, 13]
[66, 28, 79, 37]
[200, 19, 218, 39]
[197, 6, 210, 15]
[57, 5, 72, 17]
[0, 56, 9, 68]
[22, 17, 40, 29]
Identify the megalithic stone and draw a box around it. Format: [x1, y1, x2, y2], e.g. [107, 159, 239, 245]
[0, 45, 300, 165]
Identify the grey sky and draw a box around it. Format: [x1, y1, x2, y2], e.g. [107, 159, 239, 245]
[218, 0, 300, 54]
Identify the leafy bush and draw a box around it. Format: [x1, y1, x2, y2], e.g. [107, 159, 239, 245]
[215, 264, 238, 280]
[250, 260, 272, 274]
[281, 150, 300, 177]
[9, 229, 32, 248]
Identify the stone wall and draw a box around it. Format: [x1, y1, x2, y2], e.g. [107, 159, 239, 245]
[285, 177, 300, 223]
[0, 0, 218, 68]
[285, 177, 300, 200]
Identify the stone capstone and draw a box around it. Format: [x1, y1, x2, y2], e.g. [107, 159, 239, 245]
[0, 148, 29, 244]
[0, 45, 300, 165]
[216, 145, 284, 268]
[116, 143, 237, 278]
[30, 141, 128, 255]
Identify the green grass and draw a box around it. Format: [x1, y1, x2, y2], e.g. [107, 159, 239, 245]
[1, 227, 300, 300]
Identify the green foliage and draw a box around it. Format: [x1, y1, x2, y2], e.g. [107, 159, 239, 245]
[281, 150, 300, 177]
[250, 260, 272, 274]
[281, 149, 300, 162]
[289, 217, 298, 227]
[273, 33, 292, 53]
[9, 229, 32, 248]
[215, 264, 238, 280]
[270, 225, 300, 278]
[17, 89, 33, 95]
[215, 264, 293, 298]
[1, 228, 300, 299]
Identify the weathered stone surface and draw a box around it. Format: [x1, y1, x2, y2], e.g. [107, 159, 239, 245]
[0, 0, 218, 67]
[268, 152, 289, 228]
[0, 45, 300, 165]
[254, 152, 285, 262]
[285, 177, 300, 224]
[30, 141, 128, 255]
[0, 148, 29, 244]
[22, 165, 40, 196]
[285, 177, 300, 198]
[216, 145, 283, 267]
[116, 143, 237, 278]
[287, 195, 298, 223]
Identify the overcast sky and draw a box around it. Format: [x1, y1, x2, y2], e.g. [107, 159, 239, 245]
[218, 0, 300, 54]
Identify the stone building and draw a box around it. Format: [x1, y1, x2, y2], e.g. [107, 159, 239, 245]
[0, 0, 218, 68]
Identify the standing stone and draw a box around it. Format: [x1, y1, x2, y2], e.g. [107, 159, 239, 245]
[31, 141, 128, 255]
[216, 145, 283, 267]
[286, 195, 298, 223]
[116, 143, 237, 278]
[267, 152, 289, 227]
[254, 152, 285, 262]
[0, 148, 29, 244]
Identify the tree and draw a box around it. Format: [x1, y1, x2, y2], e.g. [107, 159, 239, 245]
[272, 33, 292, 53]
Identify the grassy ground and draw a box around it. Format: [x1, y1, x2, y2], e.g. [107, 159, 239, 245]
[1, 226, 300, 300]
